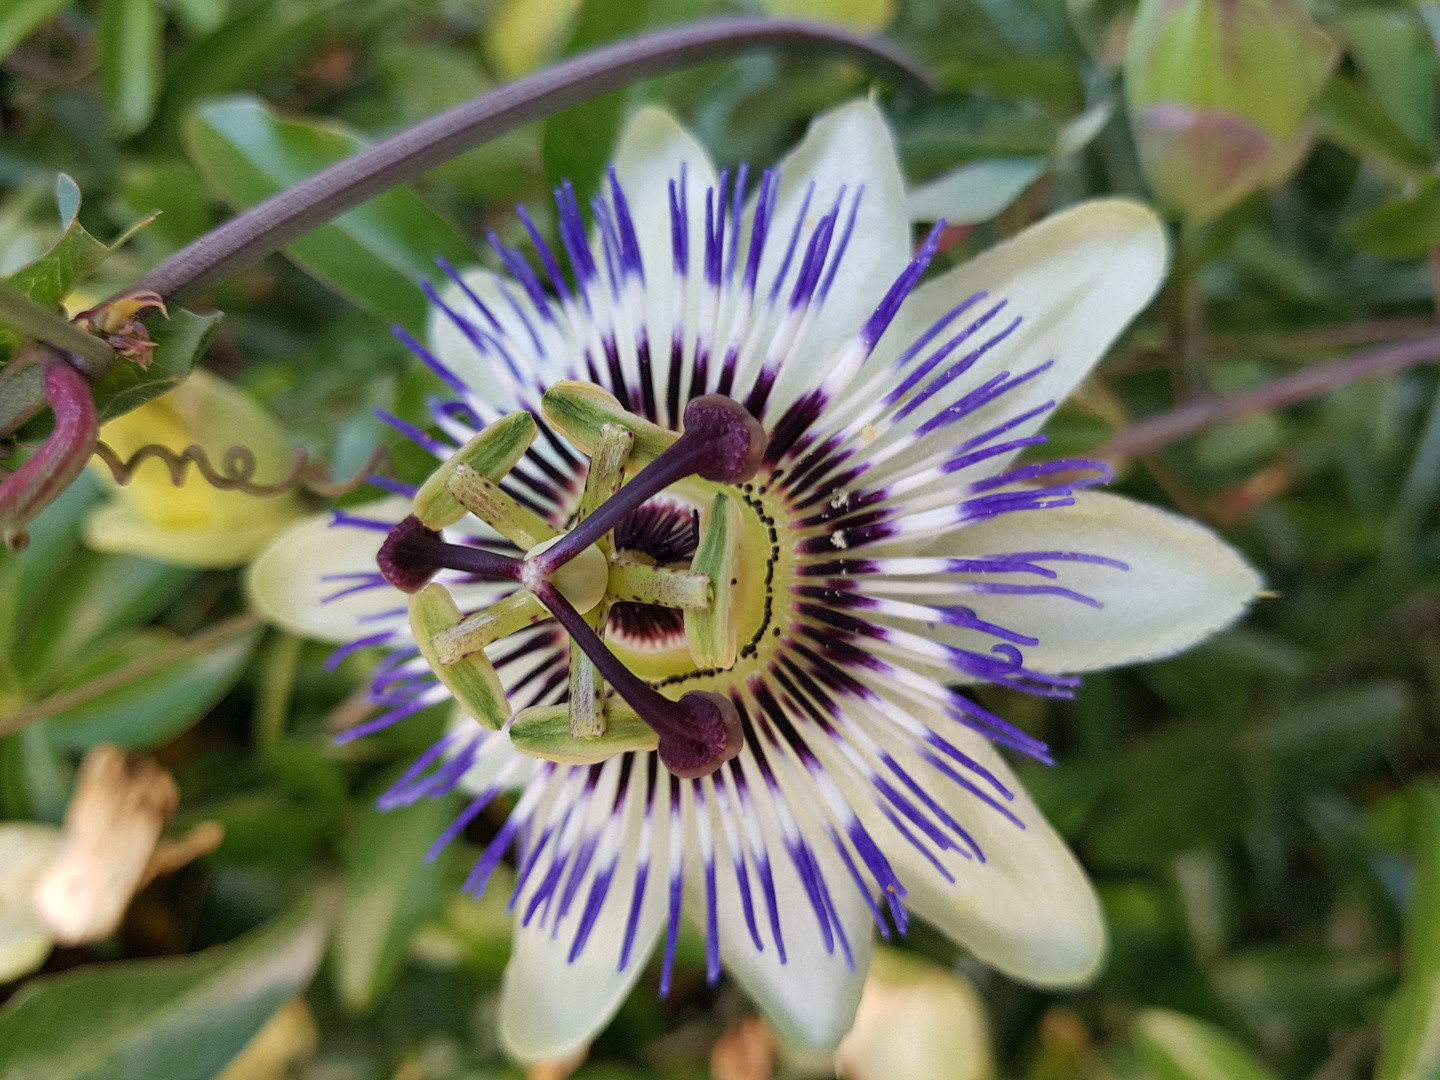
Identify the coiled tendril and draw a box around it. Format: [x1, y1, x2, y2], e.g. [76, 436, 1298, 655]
[92, 441, 385, 498]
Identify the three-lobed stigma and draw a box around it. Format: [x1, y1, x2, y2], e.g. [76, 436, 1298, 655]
[375, 385, 766, 778]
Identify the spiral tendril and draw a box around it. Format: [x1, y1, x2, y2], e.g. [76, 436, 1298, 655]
[92, 441, 386, 498]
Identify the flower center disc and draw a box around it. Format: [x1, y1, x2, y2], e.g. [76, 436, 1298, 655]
[605, 478, 773, 684]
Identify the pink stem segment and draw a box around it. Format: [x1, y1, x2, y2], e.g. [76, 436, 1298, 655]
[0, 360, 97, 552]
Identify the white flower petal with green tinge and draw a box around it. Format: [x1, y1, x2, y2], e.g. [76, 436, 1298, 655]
[611, 105, 720, 373]
[246, 499, 505, 644]
[444, 707, 538, 795]
[745, 99, 910, 415]
[691, 759, 871, 1054]
[247, 498, 414, 643]
[0, 823, 63, 984]
[875, 490, 1262, 674]
[429, 267, 570, 415]
[832, 199, 1167, 480]
[818, 693, 1104, 986]
[498, 761, 669, 1062]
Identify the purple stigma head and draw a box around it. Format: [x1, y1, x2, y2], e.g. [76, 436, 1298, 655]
[377, 515, 443, 593]
[659, 691, 744, 779]
[682, 395, 768, 484]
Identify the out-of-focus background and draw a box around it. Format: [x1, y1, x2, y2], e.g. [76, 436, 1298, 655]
[2, 0, 1439, 1077]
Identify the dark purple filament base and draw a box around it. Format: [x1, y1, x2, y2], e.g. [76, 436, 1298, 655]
[377, 515, 524, 592]
[534, 394, 766, 575]
[533, 580, 742, 777]
[376, 394, 762, 773]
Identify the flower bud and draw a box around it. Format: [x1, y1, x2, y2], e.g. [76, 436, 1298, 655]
[1123, 0, 1336, 221]
[835, 948, 994, 1080]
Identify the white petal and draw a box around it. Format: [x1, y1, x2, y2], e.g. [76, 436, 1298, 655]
[696, 756, 872, 1053]
[880, 490, 1262, 673]
[611, 105, 720, 377]
[834, 199, 1167, 477]
[428, 267, 563, 415]
[758, 100, 911, 416]
[246, 499, 413, 643]
[445, 707, 538, 795]
[0, 823, 62, 983]
[498, 760, 669, 1062]
[825, 690, 1104, 986]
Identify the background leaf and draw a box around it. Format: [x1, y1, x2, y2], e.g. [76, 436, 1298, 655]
[333, 784, 456, 1014]
[98, 0, 163, 137]
[1376, 787, 1440, 1080]
[0, 889, 332, 1080]
[185, 94, 475, 331]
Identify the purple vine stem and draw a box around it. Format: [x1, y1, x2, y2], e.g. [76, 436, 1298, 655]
[126, 18, 934, 305]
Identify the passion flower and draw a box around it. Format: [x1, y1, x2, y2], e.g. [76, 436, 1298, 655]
[249, 101, 1259, 1061]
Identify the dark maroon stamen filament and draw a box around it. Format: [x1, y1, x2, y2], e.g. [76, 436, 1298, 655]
[535, 394, 766, 575]
[532, 579, 742, 778]
[377, 517, 525, 592]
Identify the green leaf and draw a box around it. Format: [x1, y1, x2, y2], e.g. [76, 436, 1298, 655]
[98, 0, 163, 137]
[185, 94, 475, 331]
[1376, 785, 1440, 1080]
[1240, 682, 1413, 802]
[17, 550, 195, 683]
[8, 305, 229, 456]
[334, 783, 455, 1013]
[1349, 180, 1440, 259]
[92, 307, 223, 423]
[1209, 946, 1397, 1029]
[1088, 718, 1247, 869]
[1317, 78, 1431, 181]
[186, 791, 341, 866]
[0, 888, 332, 1080]
[0, 723, 69, 822]
[154, 0, 354, 135]
[0, 470, 98, 659]
[1341, 11, 1436, 151]
[0, 176, 110, 363]
[120, 159, 216, 246]
[1133, 1009, 1281, 1080]
[38, 618, 262, 750]
[167, 0, 226, 36]
[0, 0, 69, 62]
[904, 155, 1047, 224]
[541, 0, 651, 203]
[892, 92, 1059, 175]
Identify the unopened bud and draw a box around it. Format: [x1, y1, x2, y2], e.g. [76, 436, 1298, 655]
[835, 948, 994, 1080]
[1123, 0, 1336, 221]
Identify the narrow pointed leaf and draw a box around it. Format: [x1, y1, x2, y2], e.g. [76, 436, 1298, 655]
[0, 889, 332, 1080]
[185, 94, 475, 331]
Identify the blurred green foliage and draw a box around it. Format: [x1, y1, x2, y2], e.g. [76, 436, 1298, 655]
[5, 0, 1440, 1076]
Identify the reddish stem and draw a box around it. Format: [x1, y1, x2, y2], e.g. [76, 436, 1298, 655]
[0, 360, 97, 551]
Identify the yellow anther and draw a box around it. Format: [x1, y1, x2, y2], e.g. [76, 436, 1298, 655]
[414, 411, 536, 528]
[541, 381, 676, 467]
[685, 492, 742, 670]
[431, 590, 549, 665]
[444, 463, 557, 549]
[509, 700, 658, 764]
[409, 583, 509, 730]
